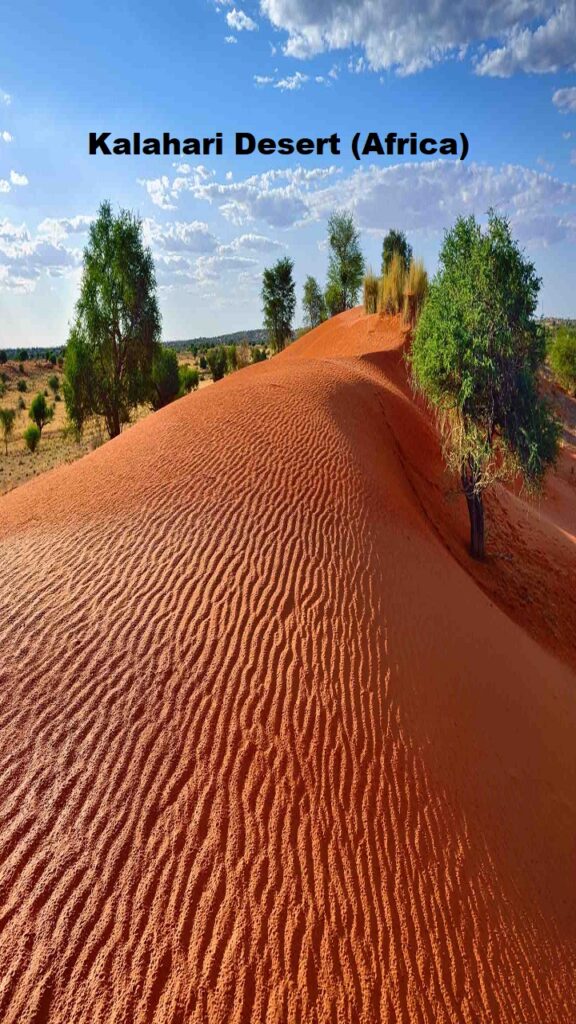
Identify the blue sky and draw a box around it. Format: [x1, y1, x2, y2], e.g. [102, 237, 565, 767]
[0, 0, 575, 346]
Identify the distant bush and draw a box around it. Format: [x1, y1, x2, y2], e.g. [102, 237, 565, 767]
[0, 350, 6, 364]
[24, 424, 40, 453]
[225, 345, 238, 373]
[29, 391, 55, 434]
[0, 383, 5, 399]
[18, 363, 24, 374]
[55, 392, 62, 402]
[17, 349, 28, 362]
[363, 272, 379, 315]
[0, 372, 7, 383]
[236, 342, 251, 369]
[48, 374, 60, 394]
[179, 365, 199, 394]
[17, 379, 27, 393]
[206, 346, 227, 382]
[199, 354, 207, 370]
[549, 327, 576, 394]
[252, 346, 267, 363]
[379, 252, 405, 314]
[17, 396, 26, 411]
[150, 346, 180, 409]
[403, 259, 429, 327]
[0, 407, 16, 454]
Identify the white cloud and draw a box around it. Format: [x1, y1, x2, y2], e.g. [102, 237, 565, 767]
[226, 8, 258, 32]
[553, 86, 576, 113]
[224, 35, 237, 43]
[224, 232, 285, 252]
[0, 180, 11, 193]
[254, 74, 274, 85]
[0, 219, 81, 292]
[475, 3, 576, 76]
[37, 215, 94, 243]
[1, 130, 12, 143]
[9, 170, 28, 186]
[144, 218, 218, 254]
[0, 88, 11, 105]
[259, 0, 573, 76]
[274, 71, 308, 90]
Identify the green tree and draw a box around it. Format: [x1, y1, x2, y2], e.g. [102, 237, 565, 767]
[325, 281, 345, 318]
[24, 424, 40, 453]
[262, 257, 296, 352]
[381, 229, 413, 276]
[29, 392, 55, 435]
[48, 374, 60, 395]
[206, 346, 227, 382]
[0, 407, 16, 454]
[326, 211, 364, 313]
[549, 326, 576, 394]
[149, 346, 180, 410]
[18, 348, 29, 362]
[226, 345, 238, 373]
[410, 211, 560, 560]
[64, 201, 161, 438]
[179, 365, 200, 393]
[302, 276, 327, 328]
[0, 350, 7, 365]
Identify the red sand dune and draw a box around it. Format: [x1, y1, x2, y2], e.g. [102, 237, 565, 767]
[0, 309, 575, 1023]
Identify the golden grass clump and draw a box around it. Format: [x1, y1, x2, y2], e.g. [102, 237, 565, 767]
[378, 252, 405, 314]
[403, 259, 429, 327]
[363, 272, 379, 314]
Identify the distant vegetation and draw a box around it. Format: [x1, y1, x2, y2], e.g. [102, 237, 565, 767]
[262, 257, 297, 353]
[410, 211, 560, 560]
[549, 326, 576, 394]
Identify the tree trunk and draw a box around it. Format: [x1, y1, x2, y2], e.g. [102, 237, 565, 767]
[461, 465, 485, 559]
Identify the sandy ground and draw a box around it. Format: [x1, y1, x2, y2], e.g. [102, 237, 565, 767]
[0, 310, 574, 1023]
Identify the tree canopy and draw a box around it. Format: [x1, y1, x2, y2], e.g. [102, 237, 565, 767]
[64, 201, 161, 438]
[326, 212, 364, 313]
[302, 276, 327, 328]
[381, 229, 412, 276]
[410, 211, 560, 559]
[262, 257, 296, 352]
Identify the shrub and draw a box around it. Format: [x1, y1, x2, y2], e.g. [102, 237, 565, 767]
[17, 396, 26, 411]
[24, 424, 40, 453]
[379, 252, 405, 314]
[236, 342, 251, 369]
[363, 272, 379, 315]
[0, 407, 16, 454]
[549, 327, 576, 394]
[252, 346, 267, 363]
[0, 350, 7, 364]
[18, 349, 28, 362]
[18, 363, 24, 374]
[403, 259, 429, 327]
[48, 374, 60, 394]
[179, 365, 200, 393]
[226, 345, 238, 373]
[149, 346, 180, 409]
[29, 391, 55, 434]
[381, 229, 412, 276]
[199, 354, 207, 370]
[17, 379, 27, 392]
[206, 346, 227, 382]
[0, 382, 5, 399]
[0, 372, 7, 383]
[55, 392, 62, 402]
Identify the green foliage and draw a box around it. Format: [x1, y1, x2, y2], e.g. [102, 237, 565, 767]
[324, 281, 345, 318]
[549, 327, 576, 393]
[0, 372, 7, 383]
[410, 212, 560, 556]
[251, 346, 267, 363]
[179, 365, 200, 394]
[363, 272, 379, 315]
[225, 345, 238, 373]
[64, 200, 161, 438]
[326, 211, 365, 312]
[0, 407, 16, 454]
[150, 346, 180, 409]
[206, 346, 227, 382]
[29, 391, 55, 434]
[302, 276, 327, 328]
[17, 349, 28, 362]
[199, 354, 207, 370]
[17, 379, 27, 392]
[0, 350, 6, 364]
[48, 374, 60, 394]
[24, 424, 40, 453]
[382, 229, 413, 276]
[262, 257, 296, 352]
[379, 252, 405, 314]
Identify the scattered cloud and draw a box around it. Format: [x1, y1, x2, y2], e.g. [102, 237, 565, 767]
[275, 71, 308, 90]
[0, 88, 11, 105]
[1, 130, 12, 143]
[226, 8, 258, 32]
[553, 86, 576, 113]
[259, 0, 575, 77]
[224, 34, 237, 43]
[37, 215, 93, 243]
[254, 74, 275, 85]
[9, 170, 28, 186]
[0, 218, 81, 292]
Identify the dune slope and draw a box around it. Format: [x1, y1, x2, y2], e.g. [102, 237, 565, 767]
[0, 310, 575, 1024]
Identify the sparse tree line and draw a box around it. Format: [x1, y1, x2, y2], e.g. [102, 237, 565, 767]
[1, 199, 574, 567]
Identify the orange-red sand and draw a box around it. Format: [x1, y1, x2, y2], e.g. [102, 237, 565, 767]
[0, 310, 575, 1023]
